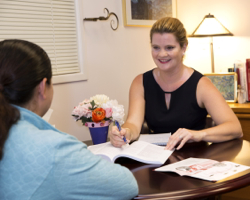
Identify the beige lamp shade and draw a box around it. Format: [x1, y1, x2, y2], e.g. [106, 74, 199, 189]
[190, 13, 233, 37]
[189, 14, 233, 73]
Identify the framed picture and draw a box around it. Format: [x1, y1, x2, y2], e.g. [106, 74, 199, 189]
[122, 0, 177, 27]
[204, 73, 238, 102]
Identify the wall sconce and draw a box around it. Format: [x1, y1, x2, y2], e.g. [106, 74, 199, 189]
[84, 8, 119, 31]
[189, 13, 233, 73]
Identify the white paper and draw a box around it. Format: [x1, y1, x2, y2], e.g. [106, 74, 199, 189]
[138, 133, 171, 146]
[155, 157, 250, 181]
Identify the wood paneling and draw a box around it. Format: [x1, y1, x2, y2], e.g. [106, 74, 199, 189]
[221, 103, 250, 200]
[228, 103, 250, 142]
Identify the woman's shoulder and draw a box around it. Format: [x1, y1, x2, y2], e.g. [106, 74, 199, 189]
[188, 68, 211, 86]
[191, 68, 203, 79]
[133, 68, 155, 80]
[142, 68, 155, 80]
[131, 68, 157, 91]
[195, 71, 218, 94]
[133, 73, 143, 82]
[10, 115, 86, 150]
[196, 73, 224, 107]
[198, 75, 216, 88]
[143, 68, 154, 75]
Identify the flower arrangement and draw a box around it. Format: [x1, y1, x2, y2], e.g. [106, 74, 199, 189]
[72, 94, 125, 127]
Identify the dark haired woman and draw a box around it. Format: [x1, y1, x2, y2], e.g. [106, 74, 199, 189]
[0, 39, 138, 200]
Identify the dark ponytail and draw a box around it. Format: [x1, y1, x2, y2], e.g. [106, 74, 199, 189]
[0, 39, 52, 160]
[0, 93, 20, 160]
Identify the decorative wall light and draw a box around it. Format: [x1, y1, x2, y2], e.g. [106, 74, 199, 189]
[189, 13, 233, 73]
[83, 8, 119, 31]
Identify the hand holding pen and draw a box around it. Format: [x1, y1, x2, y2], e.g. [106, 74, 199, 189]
[114, 120, 129, 145]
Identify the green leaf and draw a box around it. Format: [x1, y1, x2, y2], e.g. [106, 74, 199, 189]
[89, 100, 96, 111]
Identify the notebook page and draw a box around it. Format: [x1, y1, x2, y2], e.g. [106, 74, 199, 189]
[138, 133, 171, 146]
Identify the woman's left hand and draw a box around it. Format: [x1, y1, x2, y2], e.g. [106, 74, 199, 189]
[165, 128, 205, 150]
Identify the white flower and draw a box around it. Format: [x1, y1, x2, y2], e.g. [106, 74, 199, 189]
[102, 99, 116, 109]
[103, 100, 125, 125]
[90, 94, 109, 107]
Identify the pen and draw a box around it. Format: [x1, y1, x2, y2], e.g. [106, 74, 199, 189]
[115, 120, 128, 144]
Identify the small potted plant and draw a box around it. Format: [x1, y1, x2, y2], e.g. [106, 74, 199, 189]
[72, 94, 124, 144]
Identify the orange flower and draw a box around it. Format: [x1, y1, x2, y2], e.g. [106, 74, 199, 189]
[92, 108, 106, 122]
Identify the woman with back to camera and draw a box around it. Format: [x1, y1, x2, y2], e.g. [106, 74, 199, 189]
[0, 39, 138, 200]
[110, 17, 242, 150]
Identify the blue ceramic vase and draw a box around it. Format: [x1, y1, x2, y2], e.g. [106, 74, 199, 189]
[86, 121, 110, 145]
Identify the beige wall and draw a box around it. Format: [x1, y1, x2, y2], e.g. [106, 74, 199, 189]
[49, 0, 250, 141]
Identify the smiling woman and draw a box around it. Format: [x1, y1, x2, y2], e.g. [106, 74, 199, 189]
[109, 17, 242, 151]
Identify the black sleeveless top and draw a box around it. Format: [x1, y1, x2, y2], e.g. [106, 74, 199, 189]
[143, 69, 208, 134]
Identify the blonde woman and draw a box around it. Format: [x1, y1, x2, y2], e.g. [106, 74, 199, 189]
[110, 17, 242, 150]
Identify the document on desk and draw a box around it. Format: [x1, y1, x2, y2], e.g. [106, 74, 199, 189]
[138, 133, 171, 146]
[88, 141, 174, 165]
[155, 157, 250, 181]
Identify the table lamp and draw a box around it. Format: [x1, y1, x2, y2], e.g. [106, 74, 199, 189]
[189, 13, 233, 73]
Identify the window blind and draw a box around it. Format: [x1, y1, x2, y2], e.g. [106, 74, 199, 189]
[0, 0, 80, 76]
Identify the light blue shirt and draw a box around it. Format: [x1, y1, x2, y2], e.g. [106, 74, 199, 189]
[0, 106, 138, 200]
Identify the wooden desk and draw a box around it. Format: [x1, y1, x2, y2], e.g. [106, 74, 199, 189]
[227, 103, 250, 142]
[113, 139, 250, 200]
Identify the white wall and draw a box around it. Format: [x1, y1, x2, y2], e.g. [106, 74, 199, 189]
[49, 0, 250, 141]
[178, 0, 250, 73]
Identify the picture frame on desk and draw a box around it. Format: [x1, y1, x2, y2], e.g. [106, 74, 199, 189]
[204, 73, 238, 102]
[122, 0, 177, 27]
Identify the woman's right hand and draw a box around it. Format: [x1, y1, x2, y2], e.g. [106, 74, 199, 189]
[110, 125, 131, 148]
